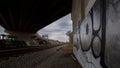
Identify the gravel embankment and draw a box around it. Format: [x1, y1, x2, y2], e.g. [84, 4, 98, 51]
[0, 44, 81, 68]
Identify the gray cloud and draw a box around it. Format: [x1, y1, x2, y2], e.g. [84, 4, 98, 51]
[38, 14, 72, 42]
[0, 26, 5, 34]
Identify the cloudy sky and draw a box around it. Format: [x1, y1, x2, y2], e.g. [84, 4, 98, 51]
[38, 14, 72, 42]
[0, 26, 5, 34]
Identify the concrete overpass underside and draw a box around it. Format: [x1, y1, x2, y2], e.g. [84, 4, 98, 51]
[0, 0, 72, 33]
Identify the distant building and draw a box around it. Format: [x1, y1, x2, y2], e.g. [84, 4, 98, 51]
[42, 34, 48, 39]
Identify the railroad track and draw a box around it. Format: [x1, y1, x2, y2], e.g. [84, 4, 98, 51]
[0, 45, 59, 58]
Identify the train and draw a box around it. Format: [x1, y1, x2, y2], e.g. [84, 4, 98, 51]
[0, 34, 62, 49]
[0, 34, 27, 48]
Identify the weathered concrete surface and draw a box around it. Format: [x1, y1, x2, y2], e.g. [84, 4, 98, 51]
[72, 0, 96, 32]
[0, 44, 81, 68]
[72, 0, 120, 68]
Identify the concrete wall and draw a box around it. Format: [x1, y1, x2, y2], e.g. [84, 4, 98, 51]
[72, 0, 120, 68]
[71, 0, 96, 32]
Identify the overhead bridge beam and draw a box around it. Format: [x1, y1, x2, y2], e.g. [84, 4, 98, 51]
[0, 0, 72, 33]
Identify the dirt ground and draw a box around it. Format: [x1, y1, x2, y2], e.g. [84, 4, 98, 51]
[36, 44, 82, 68]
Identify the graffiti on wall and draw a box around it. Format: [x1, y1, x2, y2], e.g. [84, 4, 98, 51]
[74, 0, 120, 68]
[75, 0, 108, 68]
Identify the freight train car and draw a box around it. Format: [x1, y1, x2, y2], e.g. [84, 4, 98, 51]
[72, 0, 120, 68]
[0, 34, 27, 48]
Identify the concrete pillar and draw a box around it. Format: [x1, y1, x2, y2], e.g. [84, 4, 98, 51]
[4, 30, 38, 42]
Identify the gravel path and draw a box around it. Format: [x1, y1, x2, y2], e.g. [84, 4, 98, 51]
[0, 44, 81, 68]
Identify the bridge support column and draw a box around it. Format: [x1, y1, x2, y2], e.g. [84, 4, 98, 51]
[4, 30, 41, 45]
